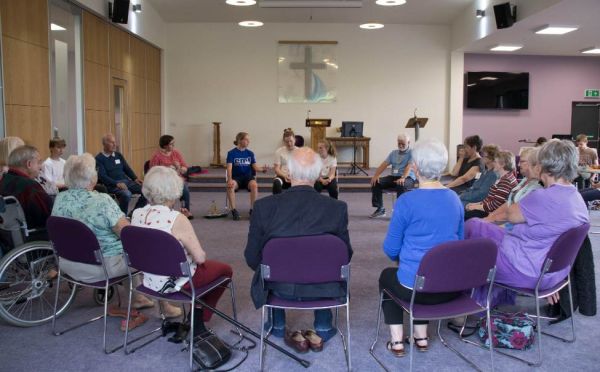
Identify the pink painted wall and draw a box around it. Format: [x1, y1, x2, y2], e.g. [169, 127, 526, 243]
[463, 54, 600, 154]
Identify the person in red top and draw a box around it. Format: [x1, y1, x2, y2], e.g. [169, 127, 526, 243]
[0, 145, 53, 235]
[149, 135, 193, 219]
[464, 150, 518, 220]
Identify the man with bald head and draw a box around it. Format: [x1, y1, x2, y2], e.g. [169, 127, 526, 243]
[369, 133, 416, 218]
[245, 146, 352, 344]
[95, 133, 146, 214]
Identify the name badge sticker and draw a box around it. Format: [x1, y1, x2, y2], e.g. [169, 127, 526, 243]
[115, 159, 121, 164]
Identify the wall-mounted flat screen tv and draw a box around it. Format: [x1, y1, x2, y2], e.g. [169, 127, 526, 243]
[465, 71, 529, 109]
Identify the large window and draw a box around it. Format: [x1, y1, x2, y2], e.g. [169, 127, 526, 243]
[49, 0, 83, 155]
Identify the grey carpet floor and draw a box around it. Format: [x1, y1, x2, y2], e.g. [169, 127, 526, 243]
[1, 192, 599, 371]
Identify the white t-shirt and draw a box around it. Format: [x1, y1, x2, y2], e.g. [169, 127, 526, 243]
[274, 146, 296, 176]
[320, 155, 337, 178]
[41, 157, 65, 185]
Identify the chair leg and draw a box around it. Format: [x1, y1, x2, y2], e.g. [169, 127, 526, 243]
[51, 271, 62, 336]
[259, 306, 268, 371]
[409, 316, 414, 372]
[368, 292, 390, 372]
[102, 283, 109, 353]
[438, 320, 485, 371]
[124, 283, 134, 354]
[543, 281, 577, 343]
[227, 281, 244, 343]
[345, 303, 352, 371]
[189, 305, 195, 371]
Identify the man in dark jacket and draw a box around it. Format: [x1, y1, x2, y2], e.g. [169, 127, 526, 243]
[244, 146, 352, 342]
[95, 133, 146, 213]
[0, 145, 52, 239]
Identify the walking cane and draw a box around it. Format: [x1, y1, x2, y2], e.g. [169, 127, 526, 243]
[183, 293, 311, 368]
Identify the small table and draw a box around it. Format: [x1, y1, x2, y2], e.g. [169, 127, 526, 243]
[326, 136, 371, 169]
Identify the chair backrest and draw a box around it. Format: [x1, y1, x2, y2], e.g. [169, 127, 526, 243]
[46, 216, 102, 265]
[261, 234, 349, 284]
[121, 225, 189, 277]
[294, 135, 304, 147]
[143, 160, 150, 175]
[415, 238, 497, 293]
[0, 196, 28, 247]
[544, 223, 590, 274]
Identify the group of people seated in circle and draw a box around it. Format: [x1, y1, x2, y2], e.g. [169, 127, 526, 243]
[0, 128, 596, 359]
[225, 128, 339, 220]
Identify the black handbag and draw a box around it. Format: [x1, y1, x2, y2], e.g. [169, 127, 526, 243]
[192, 331, 232, 370]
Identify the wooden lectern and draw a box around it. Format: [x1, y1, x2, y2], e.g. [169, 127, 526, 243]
[210, 122, 225, 168]
[306, 118, 331, 151]
[405, 116, 428, 141]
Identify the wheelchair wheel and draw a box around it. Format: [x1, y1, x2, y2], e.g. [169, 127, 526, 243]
[0, 241, 77, 327]
[93, 286, 116, 306]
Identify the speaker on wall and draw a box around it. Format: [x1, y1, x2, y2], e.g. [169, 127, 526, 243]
[111, 0, 130, 24]
[493, 2, 515, 29]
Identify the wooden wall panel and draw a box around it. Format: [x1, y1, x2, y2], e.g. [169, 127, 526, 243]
[83, 12, 108, 66]
[109, 26, 131, 73]
[131, 149, 146, 178]
[5, 105, 51, 157]
[146, 114, 161, 149]
[85, 110, 110, 154]
[146, 44, 160, 82]
[0, 0, 48, 48]
[2, 36, 49, 106]
[131, 75, 146, 113]
[130, 113, 146, 151]
[147, 80, 161, 115]
[130, 36, 146, 78]
[84, 61, 109, 111]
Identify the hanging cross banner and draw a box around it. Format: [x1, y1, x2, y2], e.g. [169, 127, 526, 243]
[278, 41, 338, 103]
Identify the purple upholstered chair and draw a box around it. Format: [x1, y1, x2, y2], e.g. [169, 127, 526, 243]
[47, 216, 132, 354]
[492, 223, 590, 367]
[369, 238, 498, 372]
[260, 234, 351, 371]
[120, 225, 239, 371]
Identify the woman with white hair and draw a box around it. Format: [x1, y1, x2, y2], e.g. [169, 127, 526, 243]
[131, 166, 233, 337]
[52, 153, 153, 329]
[379, 139, 464, 357]
[466, 140, 589, 305]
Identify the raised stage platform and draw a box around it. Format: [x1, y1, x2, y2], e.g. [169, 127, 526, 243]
[188, 167, 375, 193]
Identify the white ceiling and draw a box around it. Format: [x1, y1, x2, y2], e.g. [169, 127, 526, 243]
[145, 0, 600, 57]
[146, 0, 473, 25]
[464, 0, 600, 56]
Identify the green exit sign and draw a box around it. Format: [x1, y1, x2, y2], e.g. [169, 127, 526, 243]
[585, 89, 599, 98]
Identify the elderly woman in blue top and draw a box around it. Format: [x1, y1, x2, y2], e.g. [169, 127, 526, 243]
[369, 133, 416, 218]
[378, 139, 464, 357]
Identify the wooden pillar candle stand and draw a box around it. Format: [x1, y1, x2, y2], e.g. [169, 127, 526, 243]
[210, 121, 225, 168]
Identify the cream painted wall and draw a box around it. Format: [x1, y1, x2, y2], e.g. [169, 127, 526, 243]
[164, 23, 451, 167]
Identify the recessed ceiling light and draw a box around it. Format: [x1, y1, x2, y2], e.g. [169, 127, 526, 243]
[375, 0, 406, 6]
[226, 0, 256, 6]
[490, 45, 522, 52]
[239, 21, 263, 27]
[581, 47, 600, 55]
[360, 23, 384, 30]
[50, 23, 66, 31]
[534, 25, 578, 35]
[480, 77, 498, 81]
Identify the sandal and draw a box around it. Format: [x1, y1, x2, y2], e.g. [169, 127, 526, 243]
[386, 340, 405, 358]
[108, 307, 140, 318]
[405, 336, 429, 352]
[302, 329, 324, 352]
[120, 312, 149, 331]
[132, 297, 155, 310]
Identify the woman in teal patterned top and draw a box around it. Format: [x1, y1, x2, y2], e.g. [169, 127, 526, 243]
[52, 153, 154, 314]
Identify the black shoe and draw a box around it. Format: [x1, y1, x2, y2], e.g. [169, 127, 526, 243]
[231, 209, 240, 221]
[369, 208, 386, 218]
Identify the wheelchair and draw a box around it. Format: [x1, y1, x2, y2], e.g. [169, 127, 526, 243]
[0, 196, 114, 327]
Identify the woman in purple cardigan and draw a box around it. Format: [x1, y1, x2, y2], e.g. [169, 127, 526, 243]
[466, 140, 589, 305]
